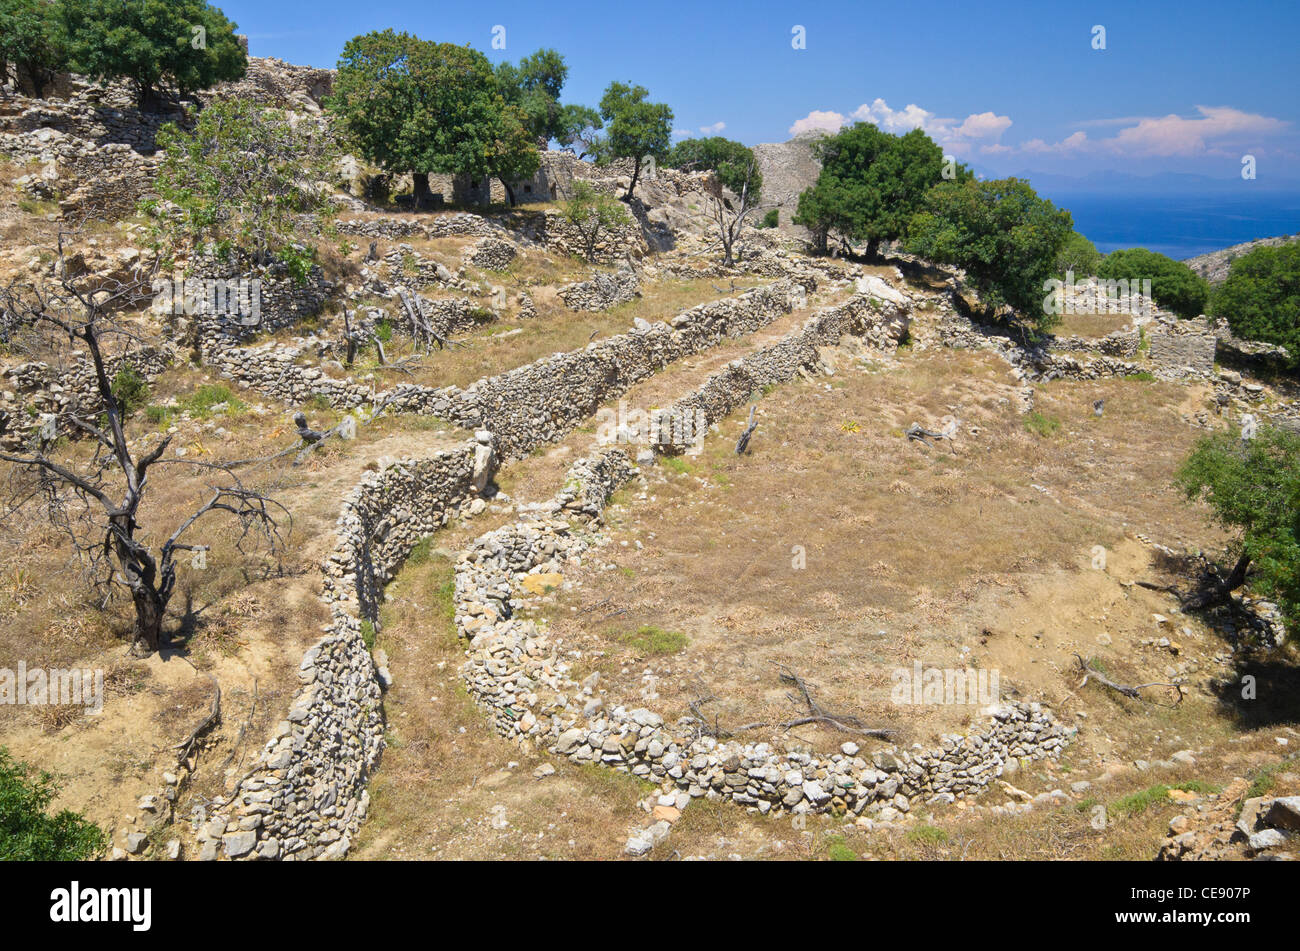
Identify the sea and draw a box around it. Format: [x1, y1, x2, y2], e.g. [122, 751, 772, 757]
[1040, 190, 1300, 260]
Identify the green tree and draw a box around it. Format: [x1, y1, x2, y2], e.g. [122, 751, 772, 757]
[330, 31, 538, 208]
[556, 104, 603, 159]
[664, 136, 763, 200]
[598, 81, 673, 201]
[906, 177, 1074, 330]
[1211, 240, 1300, 364]
[1177, 425, 1300, 628]
[1055, 230, 1103, 280]
[0, 0, 67, 97]
[62, 0, 246, 109]
[0, 747, 105, 860]
[495, 48, 568, 145]
[144, 98, 339, 278]
[561, 180, 631, 261]
[1097, 247, 1209, 319]
[794, 123, 967, 258]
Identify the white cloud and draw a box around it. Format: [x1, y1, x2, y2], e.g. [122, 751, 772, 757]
[788, 110, 846, 136]
[849, 98, 1012, 153]
[997, 106, 1287, 159]
[1019, 131, 1089, 154]
[699, 121, 726, 135]
[1105, 105, 1287, 157]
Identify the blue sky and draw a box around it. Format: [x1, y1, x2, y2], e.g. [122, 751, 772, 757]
[220, 0, 1300, 187]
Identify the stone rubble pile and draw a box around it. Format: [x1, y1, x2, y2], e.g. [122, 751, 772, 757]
[557, 268, 641, 311]
[462, 237, 518, 271]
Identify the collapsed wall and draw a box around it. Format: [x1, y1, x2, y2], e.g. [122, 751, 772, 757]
[0, 345, 172, 448]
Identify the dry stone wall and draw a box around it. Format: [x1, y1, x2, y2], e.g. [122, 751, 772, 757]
[195, 437, 493, 860]
[380, 279, 813, 458]
[0, 345, 172, 448]
[654, 294, 909, 452]
[454, 443, 1072, 840]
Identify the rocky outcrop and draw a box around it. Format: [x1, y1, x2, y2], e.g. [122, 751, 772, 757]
[1159, 777, 1299, 860]
[1184, 235, 1298, 285]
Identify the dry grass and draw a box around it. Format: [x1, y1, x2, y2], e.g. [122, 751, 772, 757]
[1054, 312, 1137, 338]
[539, 346, 1236, 756]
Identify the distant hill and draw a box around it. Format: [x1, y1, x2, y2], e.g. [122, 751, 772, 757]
[1182, 234, 1300, 284]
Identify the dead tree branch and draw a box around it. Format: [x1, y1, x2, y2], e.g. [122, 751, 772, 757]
[777, 664, 896, 739]
[1072, 653, 1183, 706]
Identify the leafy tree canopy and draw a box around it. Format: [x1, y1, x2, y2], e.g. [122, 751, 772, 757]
[1097, 247, 1209, 319]
[330, 30, 537, 206]
[598, 81, 673, 199]
[495, 48, 569, 144]
[1177, 425, 1300, 629]
[145, 98, 340, 280]
[62, 0, 246, 108]
[556, 104, 603, 159]
[1055, 230, 1104, 280]
[906, 177, 1074, 329]
[1211, 240, 1300, 364]
[664, 136, 762, 201]
[0, 0, 68, 96]
[794, 123, 968, 256]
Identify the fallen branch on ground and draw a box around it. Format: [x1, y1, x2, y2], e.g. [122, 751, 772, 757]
[170, 676, 221, 763]
[777, 664, 896, 739]
[1072, 653, 1182, 706]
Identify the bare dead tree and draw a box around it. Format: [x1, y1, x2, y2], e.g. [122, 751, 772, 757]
[396, 287, 453, 353]
[699, 162, 769, 268]
[0, 242, 289, 656]
[341, 307, 386, 368]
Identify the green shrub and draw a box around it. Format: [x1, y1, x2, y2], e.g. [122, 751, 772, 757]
[1211, 240, 1300, 364]
[905, 823, 949, 846]
[1023, 411, 1061, 437]
[826, 835, 858, 861]
[618, 624, 687, 655]
[760, 208, 780, 229]
[0, 747, 105, 860]
[179, 383, 242, 418]
[143, 405, 174, 427]
[1097, 248, 1209, 319]
[110, 365, 149, 417]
